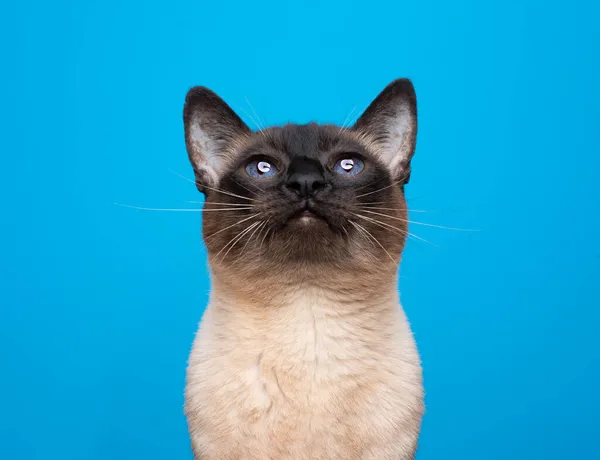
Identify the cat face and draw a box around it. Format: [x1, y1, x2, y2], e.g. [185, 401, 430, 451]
[183, 79, 418, 275]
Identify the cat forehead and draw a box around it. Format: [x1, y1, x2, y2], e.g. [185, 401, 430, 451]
[246, 123, 367, 160]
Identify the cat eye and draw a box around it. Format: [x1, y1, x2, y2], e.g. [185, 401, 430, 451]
[332, 157, 365, 176]
[245, 159, 279, 178]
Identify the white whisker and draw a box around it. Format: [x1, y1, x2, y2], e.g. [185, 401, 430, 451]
[361, 209, 478, 232]
[350, 220, 396, 263]
[184, 200, 252, 207]
[168, 168, 196, 184]
[239, 107, 264, 133]
[346, 106, 364, 128]
[205, 213, 261, 240]
[200, 184, 257, 202]
[348, 221, 379, 262]
[356, 177, 408, 198]
[115, 203, 253, 213]
[198, 208, 254, 212]
[168, 168, 257, 202]
[216, 221, 262, 262]
[258, 220, 271, 253]
[352, 212, 438, 247]
[357, 205, 431, 213]
[239, 220, 266, 257]
[230, 175, 264, 195]
[245, 97, 266, 131]
[115, 203, 203, 212]
[339, 106, 356, 133]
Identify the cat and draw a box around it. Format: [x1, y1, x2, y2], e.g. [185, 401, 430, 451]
[183, 79, 424, 459]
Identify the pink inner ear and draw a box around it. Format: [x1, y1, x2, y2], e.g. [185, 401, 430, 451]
[350, 79, 417, 176]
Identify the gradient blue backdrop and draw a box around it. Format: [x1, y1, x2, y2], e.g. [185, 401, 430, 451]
[2, 0, 599, 459]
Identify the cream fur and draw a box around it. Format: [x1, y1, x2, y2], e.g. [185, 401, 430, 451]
[185, 277, 424, 459]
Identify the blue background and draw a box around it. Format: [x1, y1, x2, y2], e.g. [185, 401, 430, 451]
[1, 0, 599, 458]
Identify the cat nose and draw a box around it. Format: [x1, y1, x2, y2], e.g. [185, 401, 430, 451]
[286, 172, 327, 197]
[285, 157, 327, 197]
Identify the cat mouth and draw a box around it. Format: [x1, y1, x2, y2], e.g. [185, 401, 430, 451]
[287, 202, 327, 225]
[294, 209, 322, 222]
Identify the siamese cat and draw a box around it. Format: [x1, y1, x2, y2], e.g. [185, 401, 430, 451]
[183, 79, 424, 459]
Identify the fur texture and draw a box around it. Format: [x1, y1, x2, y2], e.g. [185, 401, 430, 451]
[183, 79, 424, 459]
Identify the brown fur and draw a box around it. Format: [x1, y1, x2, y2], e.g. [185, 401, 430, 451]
[183, 79, 424, 459]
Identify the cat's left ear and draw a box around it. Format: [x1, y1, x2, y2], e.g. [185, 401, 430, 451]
[352, 79, 417, 183]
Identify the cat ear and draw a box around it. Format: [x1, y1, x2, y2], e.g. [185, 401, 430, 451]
[183, 87, 251, 192]
[352, 79, 417, 183]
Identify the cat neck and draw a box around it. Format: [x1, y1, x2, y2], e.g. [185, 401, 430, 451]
[208, 266, 401, 315]
[202, 271, 410, 376]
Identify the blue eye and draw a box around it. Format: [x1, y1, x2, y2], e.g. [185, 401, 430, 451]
[245, 159, 278, 178]
[332, 157, 364, 176]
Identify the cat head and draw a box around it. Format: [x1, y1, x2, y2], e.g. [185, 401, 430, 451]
[183, 79, 417, 279]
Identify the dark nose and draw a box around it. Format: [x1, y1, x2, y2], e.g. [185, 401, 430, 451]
[285, 157, 327, 197]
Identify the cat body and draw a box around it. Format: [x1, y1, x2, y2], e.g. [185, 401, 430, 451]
[182, 79, 424, 459]
[186, 282, 422, 459]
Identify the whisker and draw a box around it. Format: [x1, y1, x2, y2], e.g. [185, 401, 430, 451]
[258, 220, 271, 253]
[230, 175, 264, 195]
[216, 221, 260, 257]
[196, 208, 254, 212]
[204, 213, 261, 241]
[239, 220, 266, 257]
[346, 104, 365, 127]
[115, 203, 203, 212]
[401, 230, 438, 246]
[216, 221, 262, 263]
[238, 106, 264, 133]
[351, 212, 406, 237]
[357, 205, 431, 213]
[355, 177, 408, 198]
[348, 221, 380, 262]
[339, 106, 356, 133]
[249, 221, 267, 255]
[245, 97, 266, 131]
[184, 200, 252, 207]
[354, 170, 410, 195]
[168, 168, 196, 184]
[356, 201, 393, 205]
[349, 220, 396, 264]
[114, 203, 254, 213]
[200, 184, 257, 202]
[361, 209, 478, 232]
[341, 224, 351, 239]
[169, 168, 257, 202]
[351, 212, 438, 247]
[409, 220, 480, 232]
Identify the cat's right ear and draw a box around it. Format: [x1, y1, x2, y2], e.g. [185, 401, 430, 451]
[183, 87, 251, 193]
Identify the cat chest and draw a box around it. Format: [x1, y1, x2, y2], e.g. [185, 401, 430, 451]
[186, 342, 419, 460]
[189, 318, 394, 429]
[186, 304, 422, 459]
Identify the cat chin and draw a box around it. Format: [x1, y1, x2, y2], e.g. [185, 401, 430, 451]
[285, 210, 329, 229]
